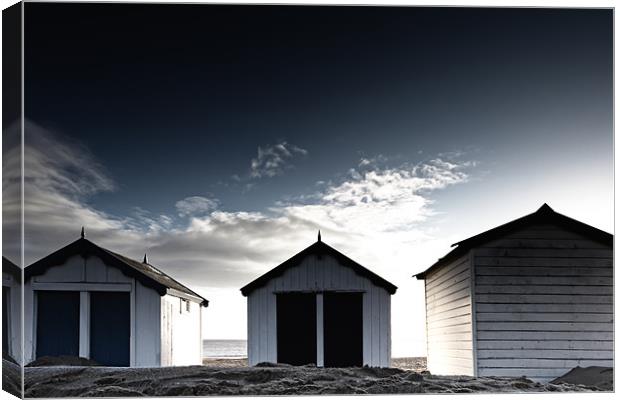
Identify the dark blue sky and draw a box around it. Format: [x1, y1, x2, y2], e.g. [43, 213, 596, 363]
[25, 4, 612, 219]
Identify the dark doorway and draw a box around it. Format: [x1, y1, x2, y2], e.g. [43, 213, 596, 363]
[36, 291, 80, 358]
[90, 291, 130, 366]
[276, 293, 316, 365]
[2, 287, 9, 356]
[323, 292, 363, 367]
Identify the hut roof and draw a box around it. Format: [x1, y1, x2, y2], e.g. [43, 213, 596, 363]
[26, 237, 208, 306]
[240, 238, 397, 296]
[414, 203, 613, 280]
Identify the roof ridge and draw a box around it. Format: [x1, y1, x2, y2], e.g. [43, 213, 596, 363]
[415, 204, 612, 279]
[241, 239, 397, 296]
[26, 237, 208, 306]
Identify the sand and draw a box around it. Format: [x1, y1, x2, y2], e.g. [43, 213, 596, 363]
[2, 358, 22, 398]
[550, 366, 613, 391]
[22, 361, 610, 397]
[201, 357, 427, 371]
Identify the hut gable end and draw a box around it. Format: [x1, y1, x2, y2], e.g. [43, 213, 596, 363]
[415, 204, 612, 280]
[26, 237, 208, 305]
[241, 241, 397, 296]
[243, 239, 396, 368]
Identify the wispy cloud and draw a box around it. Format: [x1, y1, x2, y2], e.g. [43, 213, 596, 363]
[175, 196, 219, 217]
[18, 123, 476, 294]
[249, 141, 307, 178]
[16, 124, 477, 355]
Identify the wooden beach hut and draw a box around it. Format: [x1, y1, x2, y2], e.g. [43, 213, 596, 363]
[24, 231, 208, 367]
[241, 233, 397, 368]
[414, 204, 613, 381]
[2, 257, 21, 364]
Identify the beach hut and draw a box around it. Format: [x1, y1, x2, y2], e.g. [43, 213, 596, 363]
[414, 204, 613, 381]
[2, 257, 21, 364]
[241, 233, 397, 368]
[24, 231, 209, 367]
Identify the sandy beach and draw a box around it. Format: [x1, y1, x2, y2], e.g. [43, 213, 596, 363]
[201, 357, 427, 371]
[15, 357, 610, 397]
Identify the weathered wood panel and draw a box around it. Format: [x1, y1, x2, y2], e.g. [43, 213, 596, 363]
[476, 285, 612, 295]
[475, 248, 611, 258]
[479, 359, 613, 371]
[476, 303, 612, 313]
[134, 281, 161, 366]
[476, 294, 612, 304]
[477, 349, 612, 360]
[246, 253, 391, 367]
[477, 330, 613, 341]
[476, 313, 613, 323]
[475, 257, 612, 267]
[476, 275, 611, 285]
[424, 254, 474, 376]
[477, 340, 613, 350]
[480, 238, 610, 249]
[426, 304, 471, 322]
[477, 266, 612, 277]
[473, 225, 613, 382]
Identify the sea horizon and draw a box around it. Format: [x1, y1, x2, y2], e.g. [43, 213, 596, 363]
[203, 339, 247, 359]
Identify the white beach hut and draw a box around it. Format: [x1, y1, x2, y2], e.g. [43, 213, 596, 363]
[24, 232, 208, 367]
[2, 257, 22, 364]
[414, 204, 613, 381]
[241, 233, 397, 368]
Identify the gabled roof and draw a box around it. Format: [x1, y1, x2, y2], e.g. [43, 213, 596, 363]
[415, 203, 613, 280]
[26, 237, 208, 306]
[240, 237, 397, 296]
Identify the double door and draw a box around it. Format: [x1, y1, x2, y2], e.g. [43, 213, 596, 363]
[36, 290, 130, 366]
[276, 292, 363, 367]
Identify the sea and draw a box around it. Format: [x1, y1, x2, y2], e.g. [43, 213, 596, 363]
[203, 339, 247, 359]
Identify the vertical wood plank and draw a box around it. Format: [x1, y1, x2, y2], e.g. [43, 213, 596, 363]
[79, 291, 90, 358]
[316, 293, 324, 367]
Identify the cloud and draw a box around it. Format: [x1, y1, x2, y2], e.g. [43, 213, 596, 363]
[16, 124, 477, 355]
[249, 141, 307, 178]
[175, 196, 219, 217]
[24, 121, 115, 198]
[18, 124, 475, 288]
[358, 154, 388, 168]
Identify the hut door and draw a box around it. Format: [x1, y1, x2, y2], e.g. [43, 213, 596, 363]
[90, 292, 130, 366]
[323, 292, 363, 367]
[276, 293, 316, 365]
[36, 291, 80, 358]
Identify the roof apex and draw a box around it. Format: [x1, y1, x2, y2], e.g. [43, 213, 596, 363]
[240, 240, 397, 296]
[414, 204, 612, 280]
[537, 203, 554, 213]
[26, 237, 208, 306]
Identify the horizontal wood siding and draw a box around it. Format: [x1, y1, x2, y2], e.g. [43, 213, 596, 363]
[424, 254, 474, 376]
[474, 225, 613, 382]
[247, 253, 391, 367]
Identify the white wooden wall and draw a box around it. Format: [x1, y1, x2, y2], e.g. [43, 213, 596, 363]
[2, 270, 22, 363]
[24, 254, 162, 366]
[424, 254, 474, 376]
[160, 294, 203, 366]
[473, 224, 614, 382]
[247, 253, 391, 367]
